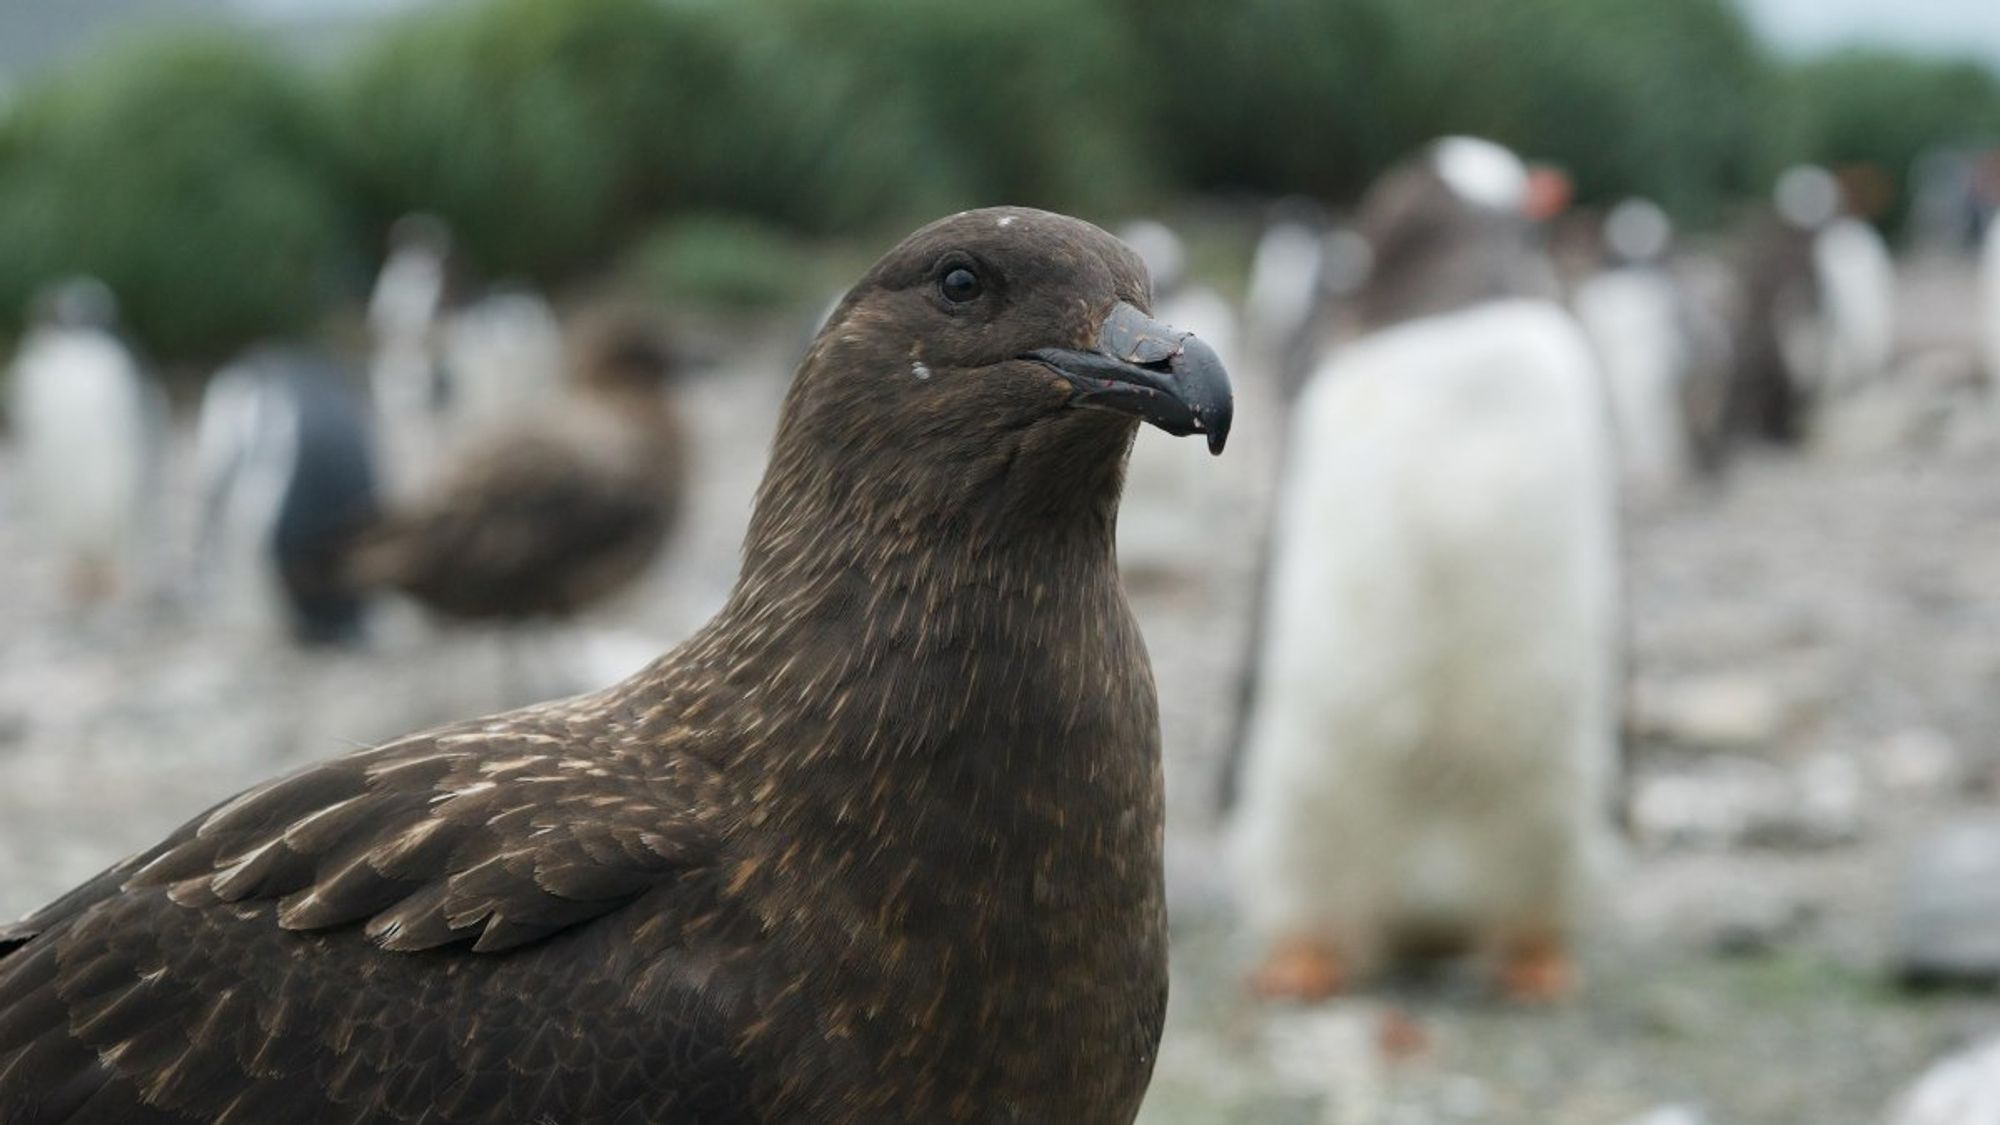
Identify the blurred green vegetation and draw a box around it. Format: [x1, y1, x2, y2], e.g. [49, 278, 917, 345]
[1, 0, 1997, 361]
[627, 212, 832, 310]
[1769, 50, 2000, 229]
[0, 32, 347, 362]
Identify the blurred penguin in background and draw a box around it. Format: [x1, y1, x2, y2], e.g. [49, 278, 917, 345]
[1230, 136, 1620, 1003]
[346, 306, 686, 691]
[1813, 168, 1897, 397]
[194, 347, 382, 646]
[1571, 198, 1735, 502]
[367, 216, 567, 490]
[1341, 138, 1565, 332]
[367, 214, 454, 503]
[1243, 197, 1332, 397]
[1729, 166, 1896, 445]
[5, 278, 163, 608]
[437, 286, 566, 444]
[1981, 208, 2000, 399]
[1114, 220, 1241, 591]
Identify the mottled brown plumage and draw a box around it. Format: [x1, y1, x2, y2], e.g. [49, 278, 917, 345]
[0, 207, 1231, 1124]
[347, 312, 686, 620]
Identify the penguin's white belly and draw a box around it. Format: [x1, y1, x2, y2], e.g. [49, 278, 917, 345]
[1574, 268, 1688, 501]
[1980, 220, 2000, 401]
[1234, 299, 1620, 953]
[193, 361, 301, 637]
[1814, 218, 1896, 395]
[1118, 286, 1241, 577]
[1244, 224, 1322, 363]
[8, 332, 151, 564]
[440, 293, 564, 442]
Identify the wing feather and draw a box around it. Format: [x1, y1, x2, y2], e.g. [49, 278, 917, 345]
[0, 703, 756, 1122]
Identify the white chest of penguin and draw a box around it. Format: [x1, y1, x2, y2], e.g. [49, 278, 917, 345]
[1233, 297, 1621, 975]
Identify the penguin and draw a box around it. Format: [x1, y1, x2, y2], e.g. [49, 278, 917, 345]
[1113, 219, 1242, 589]
[1571, 198, 1736, 500]
[1812, 202, 1897, 399]
[1230, 137, 1621, 1003]
[4, 278, 163, 607]
[1728, 166, 1897, 444]
[436, 287, 566, 445]
[193, 346, 383, 645]
[367, 214, 454, 503]
[1243, 197, 1332, 398]
[1979, 209, 2000, 402]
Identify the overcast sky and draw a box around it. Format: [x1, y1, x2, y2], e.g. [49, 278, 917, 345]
[1740, 0, 2000, 65]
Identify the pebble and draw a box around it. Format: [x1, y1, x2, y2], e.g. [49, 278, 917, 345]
[1894, 815, 2000, 988]
[1630, 752, 1866, 852]
[1619, 1105, 1708, 1125]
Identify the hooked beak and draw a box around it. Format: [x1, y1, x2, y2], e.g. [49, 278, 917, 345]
[1025, 301, 1234, 455]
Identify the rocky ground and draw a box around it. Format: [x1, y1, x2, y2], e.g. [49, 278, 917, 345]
[3, 262, 2000, 1123]
[1144, 434, 2000, 1125]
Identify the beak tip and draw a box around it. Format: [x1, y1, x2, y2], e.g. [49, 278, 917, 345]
[1031, 302, 1235, 454]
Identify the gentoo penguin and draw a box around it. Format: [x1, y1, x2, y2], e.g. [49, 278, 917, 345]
[1573, 199, 1687, 500]
[1811, 184, 1897, 398]
[346, 309, 684, 624]
[1727, 166, 1897, 443]
[1243, 197, 1331, 396]
[4, 279, 162, 606]
[193, 347, 382, 645]
[1571, 198, 1736, 500]
[1231, 136, 1620, 1002]
[437, 287, 566, 442]
[1979, 211, 2000, 398]
[1114, 220, 1241, 587]
[367, 214, 454, 502]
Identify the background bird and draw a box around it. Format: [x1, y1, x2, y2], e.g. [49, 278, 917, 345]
[4, 278, 164, 610]
[1571, 198, 1738, 502]
[435, 287, 566, 446]
[1811, 186, 1898, 399]
[1114, 219, 1242, 591]
[1230, 137, 1621, 1003]
[1339, 136, 1565, 335]
[346, 307, 686, 628]
[1726, 165, 1898, 447]
[193, 345, 383, 646]
[1980, 209, 2000, 399]
[1572, 199, 1693, 502]
[1243, 197, 1332, 397]
[0, 206, 1230, 1125]
[367, 213, 456, 504]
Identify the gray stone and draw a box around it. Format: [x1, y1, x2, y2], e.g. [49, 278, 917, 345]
[1619, 1106, 1708, 1125]
[1872, 728, 1966, 798]
[1896, 816, 2000, 987]
[1631, 752, 1866, 852]
[1709, 895, 1818, 958]
[1631, 674, 1794, 751]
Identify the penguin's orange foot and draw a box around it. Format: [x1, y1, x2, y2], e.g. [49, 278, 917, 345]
[1248, 937, 1347, 1002]
[1376, 1006, 1430, 1060]
[1498, 937, 1574, 1003]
